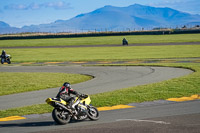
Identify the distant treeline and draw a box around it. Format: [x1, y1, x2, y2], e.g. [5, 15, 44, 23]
[0, 28, 200, 40]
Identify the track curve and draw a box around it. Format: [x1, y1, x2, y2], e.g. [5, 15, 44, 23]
[0, 65, 192, 110]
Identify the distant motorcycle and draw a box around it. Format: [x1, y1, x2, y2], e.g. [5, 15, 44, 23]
[1, 54, 11, 64]
[46, 93, 100, 125]
[122, 38, 128, 45]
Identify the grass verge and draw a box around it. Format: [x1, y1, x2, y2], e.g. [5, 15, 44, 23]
[0, 72, 92, 96]
[0, 34, 200, 47]
[2, 45, 200, 63]
[0, 63, 199, 118]
[91, 63, 200, 106]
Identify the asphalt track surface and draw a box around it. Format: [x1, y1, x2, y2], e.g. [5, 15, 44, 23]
[0, 65, 192, 110]
[1, 65, 200, 133]
[0, 100, 199, 133]
[0, 42, 200, 133]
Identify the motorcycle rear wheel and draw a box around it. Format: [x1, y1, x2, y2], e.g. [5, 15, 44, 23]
[52, 108, 71, 125]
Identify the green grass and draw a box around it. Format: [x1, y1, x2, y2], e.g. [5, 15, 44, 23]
[0, 72, 92, 96]
[91, 63, 200, 106]
[0, 63, 200, 118]
[3, 45, 200, 63]
[0, 33, 200, 118]
[0, 104, 53, 117]
[0, 34, 200, 47]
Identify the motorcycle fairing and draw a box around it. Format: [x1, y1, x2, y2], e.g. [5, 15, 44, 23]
[46, 97, 67, 106]
[80, 96, 91, 105]
[74, 95, 91, 109]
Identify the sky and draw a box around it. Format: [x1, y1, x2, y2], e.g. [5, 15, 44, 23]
[0, 0, 200, 28]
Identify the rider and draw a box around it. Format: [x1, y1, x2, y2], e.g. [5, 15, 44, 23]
[122, 38, 128, 45]
[1, 50, 6, 58]
[56, 82, 78, 111]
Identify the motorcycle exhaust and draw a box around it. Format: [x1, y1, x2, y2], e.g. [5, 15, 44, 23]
[54, 102, 70, 111]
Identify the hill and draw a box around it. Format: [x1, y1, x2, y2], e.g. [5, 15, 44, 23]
[1, 4, 200, 34]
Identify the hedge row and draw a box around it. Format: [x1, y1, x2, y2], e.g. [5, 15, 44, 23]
[0, 29, 200, 40]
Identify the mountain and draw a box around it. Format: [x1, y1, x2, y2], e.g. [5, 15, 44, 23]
[1, 4, 200, 34]
[60, 4, 200, 30]
[0, 21, 20, 34]
[0, 21, 10, 28]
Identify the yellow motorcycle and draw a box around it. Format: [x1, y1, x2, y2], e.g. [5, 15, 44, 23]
[46, 93, 99, 125]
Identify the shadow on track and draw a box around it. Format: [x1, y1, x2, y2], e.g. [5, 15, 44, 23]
[0, 119, 90, 128]
[0, 121, 55, 127]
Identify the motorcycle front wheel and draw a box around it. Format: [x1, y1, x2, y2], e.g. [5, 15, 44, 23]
[1, 58, 4, 64]
[87, 106, 100, 120]
[52, 108, 71, 125]
[7, 59, 11, 64]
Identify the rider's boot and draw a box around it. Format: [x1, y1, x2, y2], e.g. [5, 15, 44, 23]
[67, 101, 77, 114]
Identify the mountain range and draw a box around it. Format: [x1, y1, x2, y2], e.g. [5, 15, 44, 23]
[1, 4, 200, 34]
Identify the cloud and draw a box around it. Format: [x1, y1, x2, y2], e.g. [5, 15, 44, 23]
[4, 1, 72, 10]
[4, 4, 28, 10]
[43, 1, 72, 10]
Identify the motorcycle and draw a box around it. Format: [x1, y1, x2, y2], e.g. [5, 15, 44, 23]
[122, 38, 128, 46]
[46, 93, 100, 125]
[1, 54, 11, 64]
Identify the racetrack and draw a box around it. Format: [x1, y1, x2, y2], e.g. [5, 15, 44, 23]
[0, 63, 199, 133]
[0, 65, 192, 110]
[0, 42, 199, 133]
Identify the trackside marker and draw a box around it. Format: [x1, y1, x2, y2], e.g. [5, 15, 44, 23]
[20, 62, 34, 64]
[0, 116, 26, 121]
[71, 61, 87, 64]
[167, 94, 200, 102]
[97, 105, 134, 111]
[44, 62, 64, 64]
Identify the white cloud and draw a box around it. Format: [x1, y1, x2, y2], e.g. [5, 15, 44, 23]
[29, 3, 40, 10]
[4, 1, 72, 10]
[4, 4, 28, 10]
[43, 1, 72, 10]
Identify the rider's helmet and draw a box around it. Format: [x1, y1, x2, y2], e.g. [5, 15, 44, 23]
[63, 82, 71, 88]
[1, 50, 6, 57]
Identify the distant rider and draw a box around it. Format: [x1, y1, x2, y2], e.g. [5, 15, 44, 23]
[122, 38, 128, 45]
[56, 82, 78, 111]
[1, 50, 6, 59]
